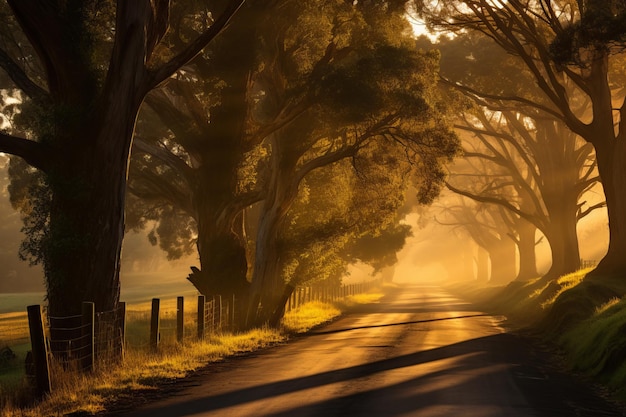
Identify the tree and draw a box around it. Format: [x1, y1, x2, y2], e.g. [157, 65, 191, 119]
[551, 1, 626, 66]
[448, 109, 600, 278]
[126, 0, 459, 327]
[0, 1, 243, 319]
[247, 39, 459, 325]
[420, 2, 624, 277]
[429, 33, 601, 279]
[437, 197, 518, 285]
[127, 2, 268, 301]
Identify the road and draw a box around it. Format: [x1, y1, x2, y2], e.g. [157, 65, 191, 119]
[114, 284, 624, 417]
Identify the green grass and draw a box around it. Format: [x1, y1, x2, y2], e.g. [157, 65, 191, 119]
[0, 343, 30, 388]
[0, 312, 31, 391]
[449, 268, 626, 401]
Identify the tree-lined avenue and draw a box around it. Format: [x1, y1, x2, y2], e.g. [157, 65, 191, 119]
[115, 284, 621, 417]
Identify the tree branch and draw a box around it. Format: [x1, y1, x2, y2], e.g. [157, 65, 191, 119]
[0, 133, 52, 172]
[577, 201, 607, 220]
[0, 47, 48, 100]
[445, 180, 544, 230]
[132, 138, 195, 184]
[147, 0, 245, 90]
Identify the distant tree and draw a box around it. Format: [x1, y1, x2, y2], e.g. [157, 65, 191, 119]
[448, 110, 600, 279]
[343, 222, 413, 277]
[0, 1, 243, 320]
[438, 198, 518, 285]
[419, 26, 603, 279]
[420, 0, 626, 278]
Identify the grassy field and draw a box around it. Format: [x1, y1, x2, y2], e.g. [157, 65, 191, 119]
[0, 312, 30, 389]
[447, 268, 626, 402]
[0, 285, 385, 416]
[0, 295, 46, 315]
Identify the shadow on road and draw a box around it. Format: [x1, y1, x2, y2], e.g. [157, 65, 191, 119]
[121, 331, 622, 417]
[309, 314, 490, 336]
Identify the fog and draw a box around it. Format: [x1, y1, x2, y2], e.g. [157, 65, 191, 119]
[392, 194, 609, 285]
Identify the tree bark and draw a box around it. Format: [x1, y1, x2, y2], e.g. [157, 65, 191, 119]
[542, 208, 581, 279]
[247, 137, 298, 327]
[487, 238, 516, 285]
[515, 219, 538, 281]
[589, 139, 626, 276]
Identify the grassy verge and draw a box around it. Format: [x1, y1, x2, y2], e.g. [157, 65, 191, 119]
[0, 286, 385, 416]
[447, 269, 626, 402]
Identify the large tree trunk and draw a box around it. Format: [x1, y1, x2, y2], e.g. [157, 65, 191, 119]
[45, 90, 142, 368]
[488, 238, 516, 285]
[248, 138, 299, 327]
[46, 147, 128, 317]
[573, 52, 626, 277]
[185, 8, 255, 311]
[44, 24, 148, 317]
[590, 139, 626, 276]
[190, 205, 249, 298]
[543, 208, 581, 279]
[531, 120, 583, 280]
[248, 210, 284, 326]
[515, 219, 538, 281]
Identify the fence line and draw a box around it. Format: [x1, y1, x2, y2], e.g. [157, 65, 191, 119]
[580, 259, 598, 269]
[2, 280, 380, 396]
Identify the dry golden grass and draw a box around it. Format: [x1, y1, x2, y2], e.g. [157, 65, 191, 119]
[1, 328, 286, 417]
[282, 301, 341, 333]
[0, 313, 29, 343]
[540, 269, 588, 309]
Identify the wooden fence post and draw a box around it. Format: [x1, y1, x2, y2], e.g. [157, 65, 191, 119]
[150, 298, 160, 352]
[232, 294, 236, 329]
[81, 302, 95, 371]
[27, 304, 51, 396]
[217, 295, 223, 331]
[197, 295, 205, 340]
[118, 302, 126, 359]
[177, 297, 184, 343]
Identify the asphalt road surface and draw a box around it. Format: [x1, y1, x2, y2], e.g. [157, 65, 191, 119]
[113, 284, 624, 417]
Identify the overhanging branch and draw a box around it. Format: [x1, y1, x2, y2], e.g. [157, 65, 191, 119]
[445, 180, 543, 230]
[0, 133, 52, 172]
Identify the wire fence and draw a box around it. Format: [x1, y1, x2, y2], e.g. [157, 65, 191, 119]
[581, 259, 598, 269]
[47, 313, 91, 368]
